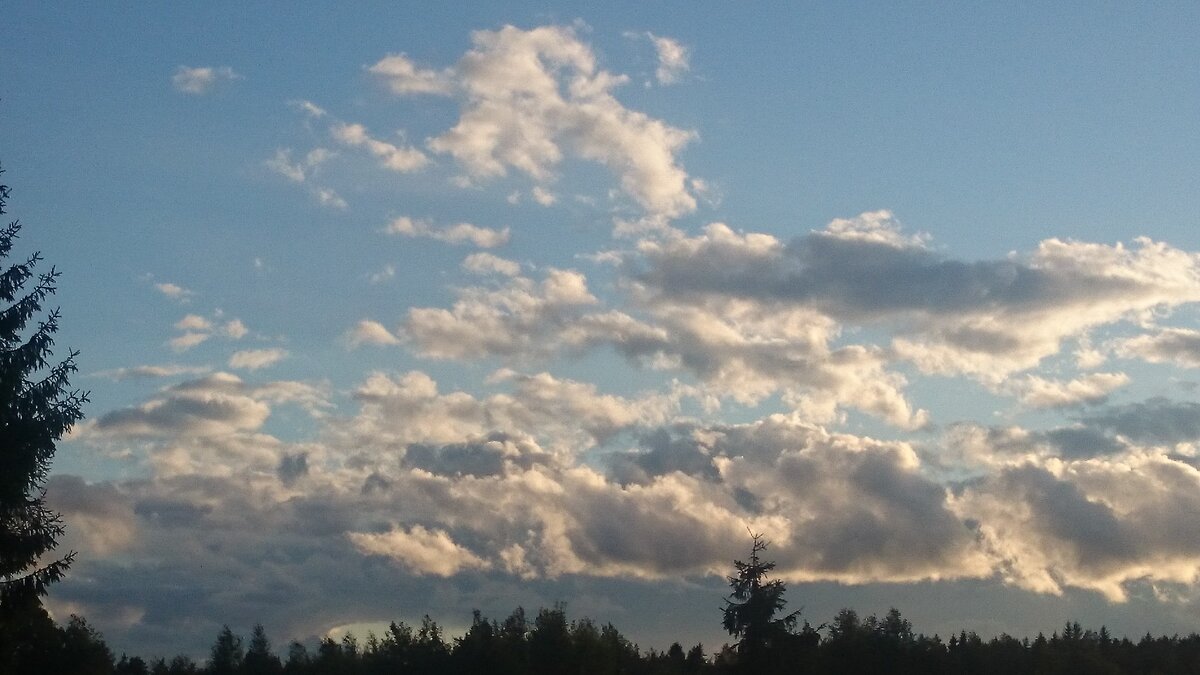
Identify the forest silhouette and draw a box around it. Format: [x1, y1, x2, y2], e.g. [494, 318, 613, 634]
[5, 536, 1200, 674]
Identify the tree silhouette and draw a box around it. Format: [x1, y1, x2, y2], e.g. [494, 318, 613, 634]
[0, 161, 87, 607]
[722, 532, 802, 672]
[243, 624, 283, 675]
[208, 625, 244, 675]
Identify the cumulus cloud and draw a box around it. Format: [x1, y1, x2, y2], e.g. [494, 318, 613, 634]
[93, 373, 271, 439]
[633, 212, 1200, 380]
[1003, 372, 1130, 408]
[349, 525, 490, 576]
[402, 24, 697, 218]
[402, 267, 597, 360]
[340, 368, 677, 455]
[953, 457, 1200, 600]
[462, 252, 521, 277]
[167, 314, 248, 352]
[1079, 397, 1200, 446]
[386, 216, 510, 248]
[344, 320, 402, 347]
[368, 53, 454, 95]
[331, 122, 429, 173]
[402, 250, 927, 427]
[228, 348, 289, 371]
[649, 34, 689, 85]
[154, 282, 194, 302]
[47, 476, 137, 557]
[172, 65, 240, 94]
[1118, 327, 1200, 368]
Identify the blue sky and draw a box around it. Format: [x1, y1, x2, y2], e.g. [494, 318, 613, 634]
[5, 2, 1200, 659]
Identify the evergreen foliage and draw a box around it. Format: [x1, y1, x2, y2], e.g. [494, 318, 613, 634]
[0, 162, 86, 606]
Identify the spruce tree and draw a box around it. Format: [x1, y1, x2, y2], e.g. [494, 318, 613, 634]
[0, 162, 87, 606]
[722, 532, 801, 670]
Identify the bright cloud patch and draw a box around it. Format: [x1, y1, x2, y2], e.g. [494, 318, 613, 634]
[349, 525, 490, 576]
[171, 65, 239, 94]
[386, 216, 510, 248]
[228, 348, 289, 371]
[374, 25, 700, 218]
[331, 123, 428, 173]
[649, 33, 689, 84]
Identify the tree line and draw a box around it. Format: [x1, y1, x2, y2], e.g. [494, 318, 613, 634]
[6, 593, 1200, 674]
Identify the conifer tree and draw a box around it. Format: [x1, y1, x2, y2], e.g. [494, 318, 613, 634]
[722, 532, 800, 670]
[0, 162, 87, 606]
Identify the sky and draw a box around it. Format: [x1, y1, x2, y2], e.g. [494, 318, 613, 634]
[5, 1, 1200, 659]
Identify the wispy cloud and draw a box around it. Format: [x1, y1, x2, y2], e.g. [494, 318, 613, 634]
[385, 216, 509, 248]
[171, 65, 240, 94]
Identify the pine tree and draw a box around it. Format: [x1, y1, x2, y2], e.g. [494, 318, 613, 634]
[722, 532, 800, 671]
[0, 162, 87, 607]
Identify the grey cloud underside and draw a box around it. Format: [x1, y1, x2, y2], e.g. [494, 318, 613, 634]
[59, 367, 1200, 655]
[638, 230, 1183, 322]
[1079, 397, 1200, 445]
[641, 233, 1055, 318]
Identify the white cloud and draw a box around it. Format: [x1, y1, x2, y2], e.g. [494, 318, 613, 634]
[368, 264, 396, 285]
[222, 319, 248, 340]
[531, 185, 557, 206]
[385, 215, 510, 248]
[368, 53, 454, 95]
[93, 373, 271, 439]
[93, 364, 212, 381]
[172, 65, 239, 94]
[344, 320, 401, 348]
[419, 24, 697, 218]
[228, 348, 289, 371]
[1002, 372, 1130, 408]
[289, 99, 327, 118]
[634, 214, 1200, 381]
[175, 314, 212, 332]
[168, 314, 249, 352]
[314, 187, 348, 210]
[331, 122, 429, 173]
[349, 525, 489, 576]
[1118, 327, 1200, 368]
[154, 282, 194, 302]
[953, 456, 1200, 601]
[462, 252, 521, 277]
[266, 147, 334, 183]
[169, 332, 210, 352]
[649, 34, 689, 85]
[403, 267, 597, 360]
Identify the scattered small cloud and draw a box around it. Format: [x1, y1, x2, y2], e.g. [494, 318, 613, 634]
[172, 65, 240, 95]
[385, 216, 509, 248]
[649, 33, 690, 85]
[462, 252, 521, 277]
[331, 123, 428, 173]
[168, 314, 249, 352]
[228, 348, 289, 371]
[314, 187, 348, 210]
[154, 282, 194, 303]
[288, 99, 328, 118]
[344, 320, 401, 348]
[93, 364, 212, 381]
[368, 53, 454, 95]
[368, 264, 396, 285]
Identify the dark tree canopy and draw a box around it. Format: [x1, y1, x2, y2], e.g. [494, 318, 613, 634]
[0, 161, 87, 607]
[722, 533, 800, 658]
